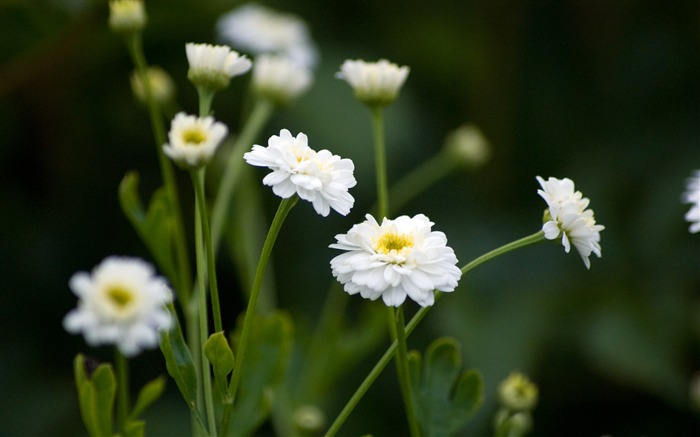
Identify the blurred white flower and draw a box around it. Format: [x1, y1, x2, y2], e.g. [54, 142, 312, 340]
[163, 112, 228, 168]
[216, 3, 317, 68]
[537, 176, 605, 269]
[683, 169, 700, 234]
[108, 0, 146, 34]
[186, 42, 251, 91]
[337, 59, 409, 107]
[330, 214, 461, 307]
[244, 129, 356, 216]
[252, 54, 313, 106]
[63, 256, 173, 357]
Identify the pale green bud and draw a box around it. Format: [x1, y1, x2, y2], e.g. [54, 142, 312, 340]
[444, 124, 491, 168]
[108, 0, 146, 35]
[130, 66, 175, 106]
[498, 372, 538, 412]
[292, 405, 325, 434]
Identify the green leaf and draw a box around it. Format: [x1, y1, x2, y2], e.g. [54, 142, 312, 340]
[409, 337, 484, 436]
[74, 355, 100, 437]
[204, 331, 235, 400]
[73, 354, 117, 437]
[123, 420, 145, 437]
[128, 376, 166, 421]
[160, 323, 197, 411]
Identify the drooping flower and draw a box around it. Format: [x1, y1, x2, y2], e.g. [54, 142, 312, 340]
[337, 59, 409, 107]
[108, 0, 146, 34]
[682, 169, 700, 234]
[244, 129, 356, 216]
[330, 214, 461, 307]
[216, 3, 317, 68]
[163, 112, 228, 168]
[252, 54, 313, 106]
[186, 42, 252, 91]
[536, 176, 605, 269]
[63, 256, 173, 357]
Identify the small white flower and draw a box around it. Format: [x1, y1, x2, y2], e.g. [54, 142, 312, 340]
[244, 129, 356, 216]
[537, 176, 605, 269]
[216, 3, 318, 68]
[108, 0, 146, 34]
[63, 256, 173, 357]
[163, 112, 228, 168]
[252, 54, 313, 106]
[186, 42, 252, 91]
[683, 169, 700, 234]
[330, 214, 461, 307]
[337, 59, 410, 107]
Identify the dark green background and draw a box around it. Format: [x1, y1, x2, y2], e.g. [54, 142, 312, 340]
[1, 0, 698, 435]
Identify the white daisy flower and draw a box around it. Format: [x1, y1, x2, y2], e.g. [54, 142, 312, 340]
[252, 54, 313, 106]
[108, 0, 146, 34]
[683, 169, 700, 234]
[536, 176, 605, 269]
[216, 3, 318, 68]
[186, 42, 252, 91]
[330, 214, 462, 307]
[337, 59, 409, 107]
[63, 256, 173, 357]
[163, 112, 228, 168]
[244, 129, 356, 216]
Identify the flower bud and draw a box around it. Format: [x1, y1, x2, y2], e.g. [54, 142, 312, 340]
[444, 124, 490, 168]
[108, 0, 146, 35]
[130, 66, 175, 106]
[498, 372, 538, 412]
[293, 405, 325, 434]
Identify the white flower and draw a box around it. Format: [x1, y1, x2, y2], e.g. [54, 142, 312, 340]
[216, 3, 318, 68]
[63, 256, 173, 357]
[330, 214, 462, 307]
[683, 170, 700, 234]
[337, 59, 410, 107]
[186, 43, 252, 91]
[163, 112, 228, 168]
[244, 129, 356, 216]
[252, 54, 313, 106]
[108, 0, 146, 34]
[536, 176, 605, 269]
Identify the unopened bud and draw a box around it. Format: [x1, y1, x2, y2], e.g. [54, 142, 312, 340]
[108, 0, 146, 35]
[444, 124, 490, 168]
[498, 372, 538, 412]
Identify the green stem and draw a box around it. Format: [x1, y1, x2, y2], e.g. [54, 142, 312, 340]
[211, 98, 275, 254]
[219, 196, 299, 437]
[197, 87, 215, 117]
[393, 306, 421, 436]
[114, 348, 129, 434]
[371, 107, 389, 219]
[324, 230, 546, 437]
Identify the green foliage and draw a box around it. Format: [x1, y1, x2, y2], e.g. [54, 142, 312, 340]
[204, 331, 235, 400]
[128, 376, 166, 422]
[159, 323, 197, 411]
[73, 354, 116, 437]
[408, 338, 484, 436]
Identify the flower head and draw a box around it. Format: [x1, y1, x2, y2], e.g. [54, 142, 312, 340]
[337, 59, 409, 107]
[186, 43, 252, 91]
[330, 214, 461, 307]
[244, 129, 356, 216]
[130, 66, 175, 106]
[163, 112, 228, 168]
[216, 3, 318, 68]
[63, 256, 173, 357]
[252, 54, 313, 106]
[537, 176, 605, 269]
[498, 372, 539, 412]
[683, 169, 700, 234]
[108, 0, 146, 34]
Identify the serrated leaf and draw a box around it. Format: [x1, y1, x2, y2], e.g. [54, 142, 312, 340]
[205, 331, 235, 400]
[409, 337, 484, 436]
[160, 324, 197, 411]
[128, 376, 166, 421]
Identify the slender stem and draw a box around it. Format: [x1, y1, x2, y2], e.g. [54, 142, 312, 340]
[219, 196, 299, 437]
[324, 230, 547, 436]
[191, 169, 223, 333]
[370, 107, 389, 219]
[114, 348, 129, 434]
[211, 98, 275, 254]
[393, 306, 421, 436]
[195, 193, 217, 436]
[197, 87, 215, 118]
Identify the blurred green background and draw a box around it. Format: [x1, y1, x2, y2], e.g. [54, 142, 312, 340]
[1, 0, 699, 435]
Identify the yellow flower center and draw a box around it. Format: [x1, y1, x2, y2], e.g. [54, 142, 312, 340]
[375, 232, 413, 255]
[182, 128, 207, 145]
[106, 286, 134, 309]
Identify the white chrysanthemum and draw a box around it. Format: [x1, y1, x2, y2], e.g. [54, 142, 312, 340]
[163, 112, 228, 168]
[252, 54, 313, 106]
[244, 129, 356, 216]
[186, 43, 252, 91]
[63, 256, 173, 357]
[537, 176, 605, 269]
[683, 169, 700, 234]
[330, 214, 462, 307]
[337, 59, 410, 107]
[216, 3, 317, 68]
[108, 0, 146, 34]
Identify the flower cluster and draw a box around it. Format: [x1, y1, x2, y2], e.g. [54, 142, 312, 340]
[162, 112, 228, 168]
[244, 129, 356, 216]
[186, 43, 252, 91]
[536, 176, 604, 269]
[330, 214, 461, 307]
[63, 257, 173, 357]
[252, 54, 313, 106]
[683, 169, 700, 234]
[337, 59, 409, 107]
